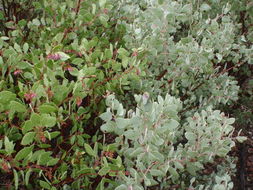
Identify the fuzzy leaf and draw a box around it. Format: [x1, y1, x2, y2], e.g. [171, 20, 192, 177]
[39, 180, 51, 190]
[4, 136, 15, 155]
[15, 146, 33, 161]
[84, 143, 96, 157]
[21, 132, 35, 145]
[13, 169, 19, 190]
[100, 112, 112, 121]
[9, 101, 26, 113]
[38, 104, 57, 114]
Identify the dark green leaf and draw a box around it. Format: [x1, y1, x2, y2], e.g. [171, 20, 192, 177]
[15, 146, 33, 161]
[39, 180, 51, 190]
[84, 143, 96, 157]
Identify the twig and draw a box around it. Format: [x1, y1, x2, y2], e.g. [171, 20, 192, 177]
[156, 69, 167, 80]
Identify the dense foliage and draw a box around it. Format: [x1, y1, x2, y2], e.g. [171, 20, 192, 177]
[0, 0, 252, 189]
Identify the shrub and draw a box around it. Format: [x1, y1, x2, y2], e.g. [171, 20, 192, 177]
[100, 94, 241, 189]
[112, 0, 252, 110]
[0, 0, 251, 189]
[0, 0, 141, 189]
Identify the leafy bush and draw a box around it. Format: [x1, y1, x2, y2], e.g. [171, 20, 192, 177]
[0, 0, 251, 189]
[0, 0, 141, 189]
[100, 94, 239, 189]
[113, 0, 252, 110]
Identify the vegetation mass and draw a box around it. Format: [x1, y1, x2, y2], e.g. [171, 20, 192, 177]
[0, 0, 252, 189]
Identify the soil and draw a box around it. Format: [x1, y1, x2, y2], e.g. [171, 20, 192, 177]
[233, 132, 253, 190]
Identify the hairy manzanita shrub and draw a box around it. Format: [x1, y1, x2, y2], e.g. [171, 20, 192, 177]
[106, 0, 251, 189]
[112, 0, 252, 113]
[100, 94, 244, 189]
[0, 0, 251, 189]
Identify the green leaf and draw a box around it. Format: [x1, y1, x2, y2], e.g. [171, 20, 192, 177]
[185, 132, 196, 141]
[100, 112, 112, 122]
[38, 152, 51, 165]
[21, 132, 35, 145]
[31, 113, 41, 126]
[53, 33, 64, 43]
[1, 36, 9, 41]
[124, 129, 138, 140]
[164, 119, 179, 130]
[227, 118, 235, 125]
[16, 61, 32, 69]
[57, 52, 70, 61]
[30, 150, 45, 162]
[72, 58, 84, 65]
[150, 169, 164, 176]
[104, 49, 112, 59]
[99, 15, 109, 27]
[77, 168, 95, 175]
[98, 166, 110, 176]
[47, 158, 59, 166]
[168, 167, 179, 180]
[200, 3, 211, 11]
[23, 43, 29, 53]
[0, 57, 3, 66]
[115, 184, 128, 190]
[32, 18, 40, 26]
[151, 151, 164, 162]
[38, 104, 57, 114]
[236, 136, 247, 143]
[94, 142, 98, 158]
[0, 11, 3, 20]
[14, 43, 22, 53]
[39, 180, 51, 190]
[217, 147, 229, 157]
[187, 163, 197, 175]
[99, 0, 106, 8]
[130, 147, 144, 157]
[0, 39, 3, 49]
[18, 19, 27, 28]
[116, 156, 122, 167]
[44, 131, 51, 140]
[174, 161, 184, 170]
[41, 114, 56, 127]
[84, 143, 96, 157]
[4, 136, 15, 155]
[0, 91, 16, 104]
[96, 178, 105, 190]
[13, 169, 19, 190]
[158, 0, 164, 4]
[115, 118, 130, 129]
[100, 122, 115, 133]
[9, 101, 26, 113]
[25, 169, 32, 186]
[15, 146, 33, 161]
[22, 120, 34, 134]
[117, 48, 129, 58]
[50, 131, 61, 139]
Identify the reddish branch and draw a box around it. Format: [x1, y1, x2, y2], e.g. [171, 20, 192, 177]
[214, 62, 244, 77]
[156, 69, 168, 80]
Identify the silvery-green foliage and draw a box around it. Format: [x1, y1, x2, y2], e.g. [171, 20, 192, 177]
[190, 173, 234, 190]
[183, 107, 235, 160]
[188, 157, 236, 190]
[100, 94, 241, 189]
[111, 0, 252, 113]
[212, 174, 234, 190]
